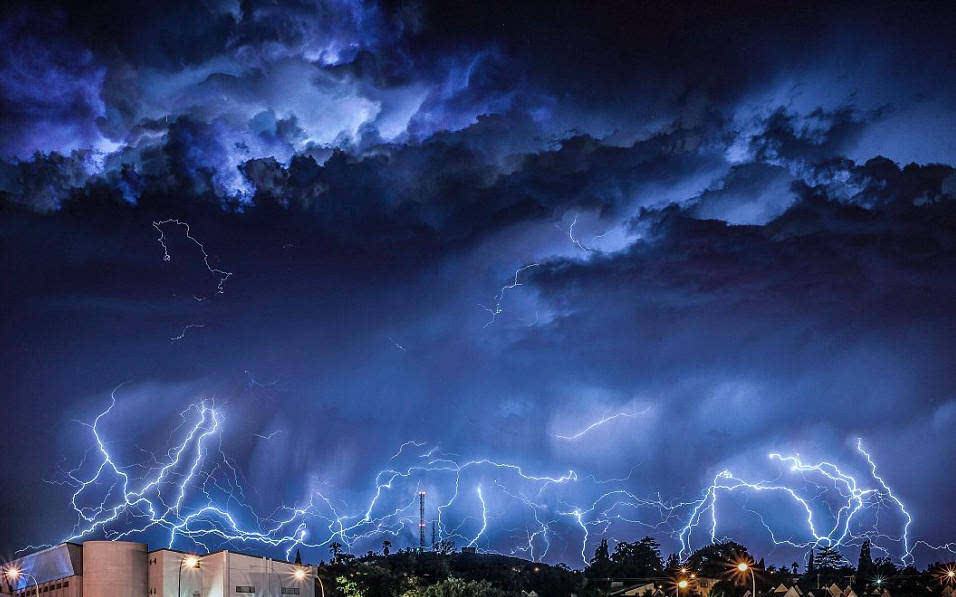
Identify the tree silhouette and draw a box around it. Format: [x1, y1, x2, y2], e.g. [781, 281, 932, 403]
[585, 538, 615, 579]
[685, 541, 750, 578]
[610, 536, 664, 577]
[814, 545, 846, 570]
[854, 539, 874, 594]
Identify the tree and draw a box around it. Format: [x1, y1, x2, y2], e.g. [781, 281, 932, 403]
[383, 540, 391, 556]
[586, 538, 615, 579]
[853, 539, 874, 594]
[610, 536, 664, 577]
[806, 548, 815, 577]
[664, 553, 681, 574]
[337, 562, 414, 597]
[402, 577, 508, 597]
[436, 539, 456, 555]
[685, 541, 750, 578]
[814, 545, 846, 571]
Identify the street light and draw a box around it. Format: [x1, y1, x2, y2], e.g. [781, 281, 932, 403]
[675, 578, 689, 597]
[293, 566, 323, 597]
[178, 554, 200, 597]
[4, 566, 39, 597]
[736, 562, 756, 597]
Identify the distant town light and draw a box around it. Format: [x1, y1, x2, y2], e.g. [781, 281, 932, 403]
[677, 579, 689, 589]
[184, 556, 199, 568]
[293, 568, 306, 581]
[737, 562, 749, 572]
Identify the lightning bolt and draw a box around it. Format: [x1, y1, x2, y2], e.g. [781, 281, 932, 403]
[480, 263, 539, 328]
[554, 408, 650, 440]
[153, 219, 233, 295]
[677, 440, 919, 565]
[31, 393, 951, 570]
[170, 323, 205, 341]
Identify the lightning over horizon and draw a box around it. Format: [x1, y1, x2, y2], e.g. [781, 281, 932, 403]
[28, 390, 954, 570]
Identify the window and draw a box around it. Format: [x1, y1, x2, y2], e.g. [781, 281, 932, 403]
[62, 583, 68, 588]
[56, 584, 62, 589]
[235, 586, 256, 594]
[281, 589, 300, 595]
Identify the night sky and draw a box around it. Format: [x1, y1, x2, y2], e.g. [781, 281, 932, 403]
[1, 0, 955, 569]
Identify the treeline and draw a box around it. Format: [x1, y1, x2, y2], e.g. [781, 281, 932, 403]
[311, 538, 956, 596]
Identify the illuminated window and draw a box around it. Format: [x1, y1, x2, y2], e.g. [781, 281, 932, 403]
[281, 589, 300, 595]
[235, 586, 256, 594]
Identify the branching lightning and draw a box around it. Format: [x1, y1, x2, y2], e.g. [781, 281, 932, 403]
[480, 263, 539, 328]
[677, 440, 918, 565]
[33, 391, 952, 570]
[153, 219, 233, 295]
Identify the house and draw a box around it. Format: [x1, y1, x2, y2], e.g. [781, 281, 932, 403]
[765, 585, 804, 597]
[609, 582, 665, 596]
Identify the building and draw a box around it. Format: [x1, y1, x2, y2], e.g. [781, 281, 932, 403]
[147, 548, 314, 597]
[3, 542, 314, 597]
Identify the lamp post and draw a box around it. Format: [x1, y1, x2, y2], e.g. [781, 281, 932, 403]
[4, 567, 39, 597]
[676, 578, 688, 597]
[300, 566, 324, 597]
[178, 555, 200, 597]
[737, 562, 756, 597]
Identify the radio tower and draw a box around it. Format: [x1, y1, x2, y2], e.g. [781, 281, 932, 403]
[419, 491, 426, 552]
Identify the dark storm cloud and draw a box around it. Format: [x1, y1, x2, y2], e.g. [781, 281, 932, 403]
[1, 0, 956, 567]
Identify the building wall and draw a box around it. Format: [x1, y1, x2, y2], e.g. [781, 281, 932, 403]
[149, 550, 312, 597]
[148, 550, 208, 597]
[4, 543, 83, 596]
[199, 552, 226, 597]
[81, 541, 147, 597]
[226, 552, 312, 597]
[9, 543, 311, 597]
[7, 575, 81, 597]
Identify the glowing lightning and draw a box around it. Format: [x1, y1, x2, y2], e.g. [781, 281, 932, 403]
[33, 395, 949, 569]
[480, 263, 539, 327]
[170, 323, 205, 341]
[153, 219, 233, 295]
[554, 408, 650, 440]
[677, 440, 918, 565]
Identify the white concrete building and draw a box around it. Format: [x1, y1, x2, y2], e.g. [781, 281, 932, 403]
[148, 549, 314, 597]
[3, 542, 313, 597]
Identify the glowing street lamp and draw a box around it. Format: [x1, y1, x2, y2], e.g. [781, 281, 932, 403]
[943, 567, 956, 585]
[735, 561, 756, 597]
[675, 578, 689, 597]
[293, 566, 324, 597]
[178, 554, 201, 597]
[4, 566, 39, 597]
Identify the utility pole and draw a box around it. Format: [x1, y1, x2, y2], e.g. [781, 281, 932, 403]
[419, 491, 426, 552]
